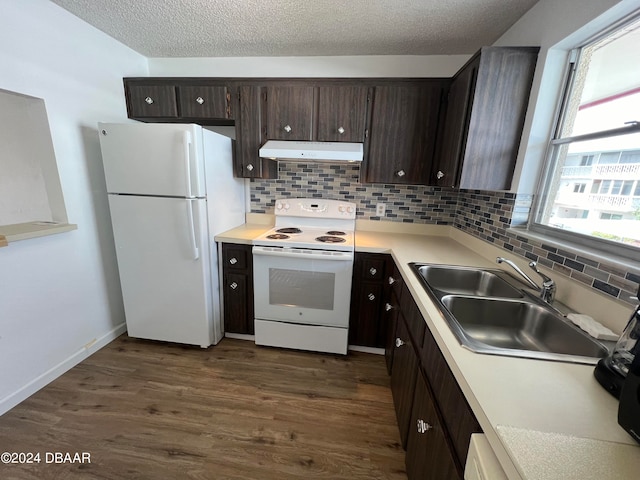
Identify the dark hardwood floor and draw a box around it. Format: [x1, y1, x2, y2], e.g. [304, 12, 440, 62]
[0, 336, 406, 479]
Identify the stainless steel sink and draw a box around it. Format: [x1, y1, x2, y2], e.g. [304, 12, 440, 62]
[413, 264, 525, 298]
[410, 263, 610, 364]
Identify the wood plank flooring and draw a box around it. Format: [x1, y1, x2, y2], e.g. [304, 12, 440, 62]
[0, 336, 406, 479]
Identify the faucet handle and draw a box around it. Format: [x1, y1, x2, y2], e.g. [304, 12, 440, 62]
[529, 261, 553, 284]
[529, 262, 556, 303]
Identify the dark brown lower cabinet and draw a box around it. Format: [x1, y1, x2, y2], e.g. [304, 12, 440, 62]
[388, 277, 481, 479]
[406, 372, 459, 480]
[349, 253, 393, 348]
[390, 314, 419, 449]
[221, 243, 254, 335]
[384, 287, 401, 374]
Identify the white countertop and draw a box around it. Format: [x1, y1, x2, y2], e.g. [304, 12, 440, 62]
[216, 220, 640, 479]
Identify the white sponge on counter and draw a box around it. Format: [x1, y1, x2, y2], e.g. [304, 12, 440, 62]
[567, 313, 619, 341]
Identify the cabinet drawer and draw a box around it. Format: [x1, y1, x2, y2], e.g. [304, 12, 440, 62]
[388, 263, 404, 298]
[177, 85, 230, 119]
[222, 244, 250, 271]
[361, 255, 387, 281]
[400, 284, 426, 349]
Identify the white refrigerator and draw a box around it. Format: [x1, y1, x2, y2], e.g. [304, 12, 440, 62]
[98, 123, 245, 347]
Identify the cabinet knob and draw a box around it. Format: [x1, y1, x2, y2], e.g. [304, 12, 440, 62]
[229, 282, 238, 290]
[144, 96, 154, 105]
[368, 293, 376, 301]
[436, 170, 445, 179]
[369, 267, 377, 276]
[246, 164, 254, 172]
[195, 96, 205, 105]
[395, 338, 405, 348]
[388, 276, 396, 285]
[229, 257, 238, 265]
[284, 125, 292, 133]
[396, 169, 406, 177]
[385, 303, 393, 312]
[417, 419, 433, 434]
[337, 126, 345, 134]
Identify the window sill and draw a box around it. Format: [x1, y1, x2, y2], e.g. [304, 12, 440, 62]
[0, 221, 78, 245]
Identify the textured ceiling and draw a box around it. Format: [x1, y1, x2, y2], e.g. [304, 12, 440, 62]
[50, 0, 539, 57]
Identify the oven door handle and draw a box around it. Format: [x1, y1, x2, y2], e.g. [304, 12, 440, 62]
[252, 246, 354, 261]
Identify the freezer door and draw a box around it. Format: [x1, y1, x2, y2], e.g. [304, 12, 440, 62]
[108, 195, 215, 347]
[98, 123, 205, 197]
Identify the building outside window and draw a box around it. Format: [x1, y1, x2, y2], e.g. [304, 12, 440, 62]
[534, 15, 640, 257]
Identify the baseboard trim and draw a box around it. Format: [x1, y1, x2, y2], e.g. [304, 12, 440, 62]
[0, 323, 127, 416]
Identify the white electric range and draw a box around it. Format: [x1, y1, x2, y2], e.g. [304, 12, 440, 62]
[252, 198, 357, 354]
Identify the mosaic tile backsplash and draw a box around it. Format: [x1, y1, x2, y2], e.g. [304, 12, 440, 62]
[250, 163, 640, 307]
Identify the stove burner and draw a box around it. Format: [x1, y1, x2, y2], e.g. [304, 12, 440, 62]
[267, 233, 290, 240]
[326, 230, 346, 236]
[316, 235, 346, 244]
[276, 227, 302, 234]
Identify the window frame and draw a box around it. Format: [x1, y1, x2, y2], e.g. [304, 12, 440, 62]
[529, 14, 640, 262]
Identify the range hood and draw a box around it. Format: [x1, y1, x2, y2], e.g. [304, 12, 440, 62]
[259, 140, 363, 163]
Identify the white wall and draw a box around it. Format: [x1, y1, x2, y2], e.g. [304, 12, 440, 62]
[148, 55, 469, 78]
[493, 0, 640, 194]
[0, 0, 148, 414]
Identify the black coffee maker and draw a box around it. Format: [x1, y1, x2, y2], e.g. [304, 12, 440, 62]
[619, 349, 640, 444]
[594, 284, 640, 398]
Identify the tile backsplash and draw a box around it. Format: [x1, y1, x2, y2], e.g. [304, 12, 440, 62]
[250, 163, 640, 307]
[250, 162, 457, 224]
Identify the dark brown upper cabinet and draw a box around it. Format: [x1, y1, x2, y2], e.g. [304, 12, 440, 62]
[124, 79, 234, 121]
[236, 85, 277, 179]
[126, 84, 178, 118]
[364, 81, 447, 184]
[265, 86, 315, 140]
[433, 47, 539, 190]
[177, 85, 231, 119]
[317, 86, 370, 142]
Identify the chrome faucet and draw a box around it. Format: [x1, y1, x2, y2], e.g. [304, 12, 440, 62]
[496, 257, 556, 304]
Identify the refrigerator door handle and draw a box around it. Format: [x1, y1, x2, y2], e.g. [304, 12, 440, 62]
[186, 199, 200, 260]
[182, 130, 193, 198]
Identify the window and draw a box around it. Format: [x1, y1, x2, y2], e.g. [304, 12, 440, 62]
[534, 15, 640, 258]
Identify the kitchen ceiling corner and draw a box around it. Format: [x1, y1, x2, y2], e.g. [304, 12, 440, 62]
[49, 0, 539, 57]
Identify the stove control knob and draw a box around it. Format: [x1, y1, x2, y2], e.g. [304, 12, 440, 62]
[338, 206, 345, 213]
[283, 202, 290, 210]
[346, 206, 354, 213]
[276, 202, 283, 210]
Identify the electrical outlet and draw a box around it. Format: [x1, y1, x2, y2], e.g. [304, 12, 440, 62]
[376, 203, 386, 216]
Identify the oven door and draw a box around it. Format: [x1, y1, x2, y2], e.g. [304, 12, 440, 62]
[252, 246, 354, 328]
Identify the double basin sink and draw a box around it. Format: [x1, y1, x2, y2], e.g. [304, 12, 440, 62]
[410, 263, 610, 364]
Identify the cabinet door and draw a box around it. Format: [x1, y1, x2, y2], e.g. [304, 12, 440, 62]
[265, 86, 315, 140]
[223, 272, 253, 334]
[237, 86, 277, 179]
[365, 83, 445, 184]
[421, 324, 481, 466]
[384, 288, 401, 374]
[406, 372, 461, 480]
[390, 315, 419, 449]
[432, 60, 478, 187]
[349, 281, 384, 347]
[460, 47, 538, 190]
[317, 86, 369, 142]
[177, 85, 230, 119]
[127, 84, 177, 118]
